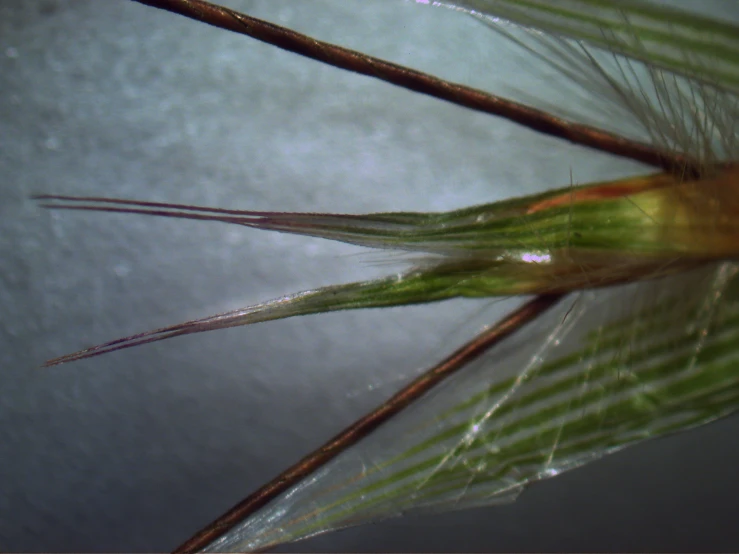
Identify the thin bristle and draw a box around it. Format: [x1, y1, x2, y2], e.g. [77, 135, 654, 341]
[42, 305, 262, 366]
[33, 194, 277, 216]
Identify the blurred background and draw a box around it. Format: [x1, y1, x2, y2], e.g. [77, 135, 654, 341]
[2, 0, 739, 551]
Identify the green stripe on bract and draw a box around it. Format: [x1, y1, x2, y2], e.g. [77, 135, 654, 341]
[243, 170, 739, 264]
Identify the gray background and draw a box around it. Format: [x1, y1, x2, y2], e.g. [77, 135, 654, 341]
[2, 0, 739, 551]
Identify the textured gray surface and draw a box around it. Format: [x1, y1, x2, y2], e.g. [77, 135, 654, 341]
[2, 0, 739, 551]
